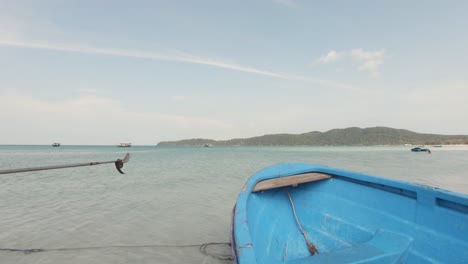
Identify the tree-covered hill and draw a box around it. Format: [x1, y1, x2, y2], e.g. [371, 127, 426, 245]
[157, 127, 468, 146]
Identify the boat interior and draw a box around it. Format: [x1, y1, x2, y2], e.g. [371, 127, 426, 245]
[246, 173, 468, 263]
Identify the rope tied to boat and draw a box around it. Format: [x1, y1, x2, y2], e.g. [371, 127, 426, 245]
[285, 187, 320, 255]
[0, 242, 233, 261]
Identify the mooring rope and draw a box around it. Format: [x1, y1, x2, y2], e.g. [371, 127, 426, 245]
[199, 242, 234, 261]
[0, 242, 233, 261]
[285, 188, 319, 255]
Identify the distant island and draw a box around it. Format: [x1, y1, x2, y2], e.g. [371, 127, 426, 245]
[157, 127, 468, 146]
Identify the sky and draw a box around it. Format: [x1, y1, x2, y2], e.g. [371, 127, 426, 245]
[1, 0, 467, 145]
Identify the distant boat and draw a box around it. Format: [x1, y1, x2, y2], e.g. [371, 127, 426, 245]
[231, 163, 468, 264]
[411, 147, 431, 153]
[203, 144, 212, 147]
[118, 143, 132, 147]
[52, 143, 60, 147]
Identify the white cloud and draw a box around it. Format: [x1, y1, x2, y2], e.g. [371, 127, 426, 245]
[317, 50, 343, 63]
[358, 60, 383, 77]
[0, 39, 286, 78]
[0, 39, 356, 90]
[351, 48, 386, 77]
[317, 48, 387, 77]
[350, 49, 385, 61]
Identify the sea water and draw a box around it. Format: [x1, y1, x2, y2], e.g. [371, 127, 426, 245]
[0, 145, 467, 263]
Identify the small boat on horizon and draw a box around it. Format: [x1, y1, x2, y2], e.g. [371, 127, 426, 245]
[411, 147, 431, 153]
[231, 163, 468, 263]
[118, 143, 132, 147]
[52, 143, 60, 147]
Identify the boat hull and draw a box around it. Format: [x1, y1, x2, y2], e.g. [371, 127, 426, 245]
[231, 163, 468, 263]
[411, 147, 430, 152]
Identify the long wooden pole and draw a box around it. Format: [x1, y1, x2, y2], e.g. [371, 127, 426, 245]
[0, 153, 130, 175]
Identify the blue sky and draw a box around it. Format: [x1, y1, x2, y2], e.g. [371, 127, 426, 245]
[1, 0, 467, 145]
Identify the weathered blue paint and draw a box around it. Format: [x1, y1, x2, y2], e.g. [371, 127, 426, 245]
[231, 163, 468, 263]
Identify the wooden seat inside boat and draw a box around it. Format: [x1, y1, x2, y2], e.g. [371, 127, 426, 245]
[253, 173, 332, 192]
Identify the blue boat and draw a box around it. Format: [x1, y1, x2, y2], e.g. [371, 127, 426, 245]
[231, 163, 468, 263]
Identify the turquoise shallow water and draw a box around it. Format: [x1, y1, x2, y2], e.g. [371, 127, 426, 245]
[0, 145, 467, 263]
